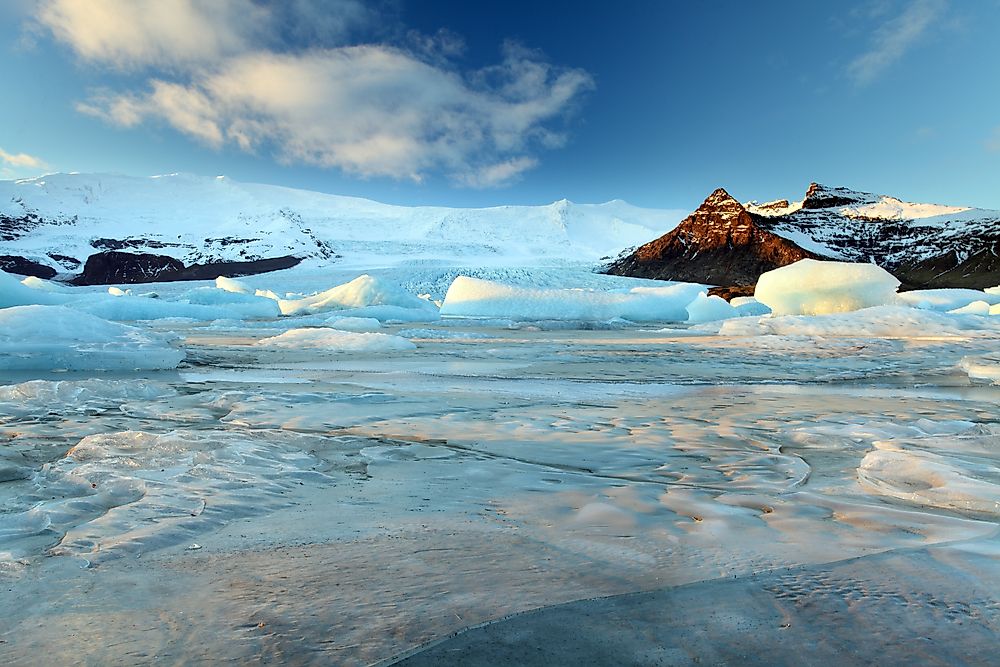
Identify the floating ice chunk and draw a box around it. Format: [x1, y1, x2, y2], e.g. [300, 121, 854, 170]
[185, 287, 281, 318]
[255, 327, 416, 352]
[107, 286, 133, 296]
[21, 276, 73, 293]
[0, 379, 175, 418]
[74, 294, 233, 322]
[278, 274, 437, 317]
[959, 356, 1000, 384]
[440, 276, 703, 322]
[685, 293, 738, 323]
[215, 276, 253, 294]
[897, 288, 1000, 312]
[733, 298, 771, 317]
[255, 288, 281, 300]
[324, 316, 382, 332]
[0, 270, 65, 307]
[755, 259, 900, 316]
[949, 300, 991, 316]
[0, 305, 184, 371]
[717, 305, 996, 338]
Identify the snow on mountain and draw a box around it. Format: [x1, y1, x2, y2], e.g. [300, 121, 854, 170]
[749, 183, 1000, 269]
[611, 182, 1000, 290]
[0, 172, 685, 276]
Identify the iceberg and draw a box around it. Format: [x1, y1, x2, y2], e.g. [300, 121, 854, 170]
[277, 274, 438, 317]
[755, 259, 900, 316]
[685, 293, 738, 324]
[0, 305, 185, 371]
[440, 276, 704, 322]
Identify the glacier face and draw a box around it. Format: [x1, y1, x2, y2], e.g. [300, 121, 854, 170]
[0, 172, 685, 275]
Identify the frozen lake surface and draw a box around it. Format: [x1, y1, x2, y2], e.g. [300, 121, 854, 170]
[1, 274, 999, 664]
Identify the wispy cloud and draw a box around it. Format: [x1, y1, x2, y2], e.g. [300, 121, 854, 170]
[33, 0, 594, 188]
[0, 147, 48, 170]
[847, 0, 947, 86]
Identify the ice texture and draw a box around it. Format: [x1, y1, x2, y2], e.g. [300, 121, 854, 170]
[0, 305, 184, 370]
[323, 316, 383, 332]
[439, 276, 705, 321]
[255, 327, 417, 352]
[755, 259, 901, 316]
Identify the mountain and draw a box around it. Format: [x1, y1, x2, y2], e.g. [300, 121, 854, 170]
[605, 188, 817, 286]
[0, 173, 684, 283]
[607, 183, 1000, 290]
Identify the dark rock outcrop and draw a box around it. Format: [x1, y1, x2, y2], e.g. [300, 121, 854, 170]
[606, 188, 820, 287]
[707, 284, 756, 301]
[0, 255, 57, 279]
[71, 251, 302, 285]
[75, 251, 186, 285]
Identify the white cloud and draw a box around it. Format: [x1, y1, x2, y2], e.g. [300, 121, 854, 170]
[0, 147, 48, 169]
[847, 0, 947, 86]
[36, 0, 266, 69]
[35, 0, 592, 187]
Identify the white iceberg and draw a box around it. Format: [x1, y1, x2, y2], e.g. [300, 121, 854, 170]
[0, 305, 185, 371]
[755, 259, 900, 316]
[277, 274, 438, 317]
[440, 276, 704, 322]
[716, 305, 994, 338]
[898, 288, 1000, 312]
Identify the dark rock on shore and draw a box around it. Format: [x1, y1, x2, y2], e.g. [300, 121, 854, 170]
[74, 251, 186, 285]
[71, 250, 302, 285]
[0, 255, 57, 279]
[707, 284, 756, 301]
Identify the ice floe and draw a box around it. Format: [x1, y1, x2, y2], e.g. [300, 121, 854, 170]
[0, 305, 184, 371]
[755, 259, 900, 316]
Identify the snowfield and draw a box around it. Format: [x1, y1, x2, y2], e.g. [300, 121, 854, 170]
[0, 172, 686, 274]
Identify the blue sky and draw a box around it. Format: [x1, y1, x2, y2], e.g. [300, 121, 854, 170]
[0, 0, 997, 210]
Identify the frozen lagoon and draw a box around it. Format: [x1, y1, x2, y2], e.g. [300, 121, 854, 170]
[1, 274, 999, 664]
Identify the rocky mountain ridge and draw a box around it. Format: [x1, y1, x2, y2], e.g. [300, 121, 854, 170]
[608, 183, 1000, 290]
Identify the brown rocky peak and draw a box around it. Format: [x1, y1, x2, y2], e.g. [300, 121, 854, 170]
[696, 187, 745, 216]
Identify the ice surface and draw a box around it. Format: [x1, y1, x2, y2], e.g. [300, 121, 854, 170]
[755, 259, 900, 316]
[685, 293, 738, 323]
[255, 327, 417, 352]
[323, 316, 382, 332]
[440, 276, 705, 321]
[2, 262, 1000, 665]
[0, 305, 184, 370]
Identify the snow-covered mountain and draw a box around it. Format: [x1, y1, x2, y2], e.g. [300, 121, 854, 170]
[0, 172, 684, 282]
[609, 183, 1000, 290]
